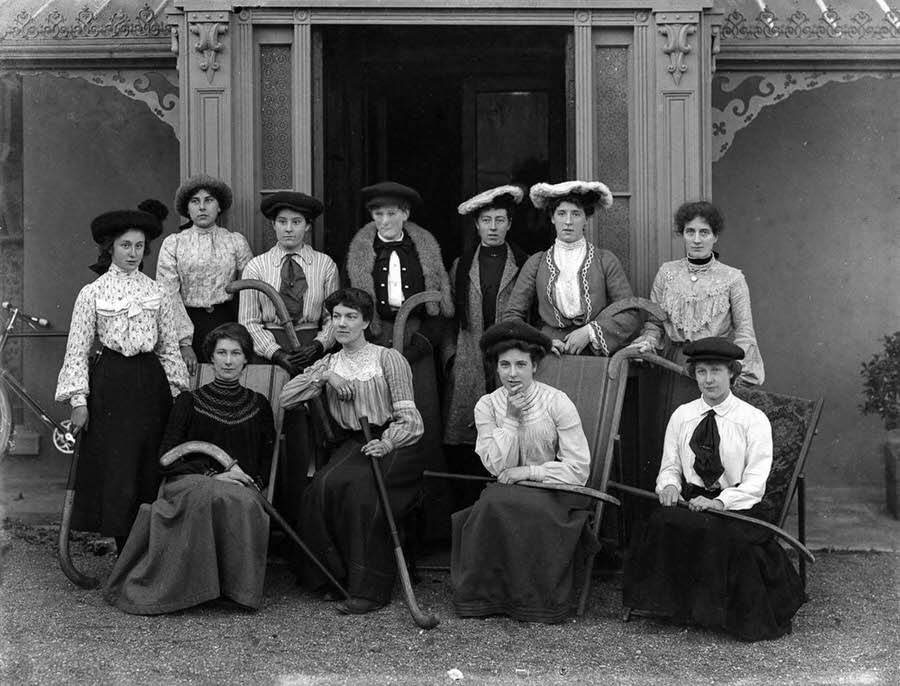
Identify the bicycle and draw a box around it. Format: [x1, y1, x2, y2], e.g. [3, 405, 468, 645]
[0, 301, 75, 456]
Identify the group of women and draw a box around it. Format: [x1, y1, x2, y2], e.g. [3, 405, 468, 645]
[55, 171, 803, 641]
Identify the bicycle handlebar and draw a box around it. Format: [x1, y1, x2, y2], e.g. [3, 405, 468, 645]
[1, 301, 51, 328]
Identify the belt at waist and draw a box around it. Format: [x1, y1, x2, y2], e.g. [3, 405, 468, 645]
[185, 301, 233, 314]
[263, 321, 319, 331]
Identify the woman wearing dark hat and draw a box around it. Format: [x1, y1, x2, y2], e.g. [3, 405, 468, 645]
[280, 288, 424, 615]
[445, 185, 529, 447]
[451, 320, 595, 624]
[55, 201, 189, 552]
[157, 174, 253, 370]
[502, 181, 640, 356]
[239, 191, 337, 375]
[623, 337, 805, 641]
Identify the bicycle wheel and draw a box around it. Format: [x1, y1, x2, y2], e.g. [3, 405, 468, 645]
[0, 382, 11, 456]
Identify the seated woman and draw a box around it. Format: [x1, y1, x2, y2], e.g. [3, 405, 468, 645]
[623, 338, 805, 641]
[451, 320, 596, 624]
[104, 323, 275, 615]
[280, 287, 424, 615]
[502, 180, 641, 356]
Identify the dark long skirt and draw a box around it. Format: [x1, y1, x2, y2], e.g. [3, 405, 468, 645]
[104, 475, 269, 615]
[186, 300, 239, 362]
[451, 484, 598, 623]
[72, 349, 172, 538]
[623, 506, 806, 641]
[298, 428, 425, 604]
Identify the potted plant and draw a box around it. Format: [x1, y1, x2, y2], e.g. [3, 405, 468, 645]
[860, 331, 900, 518]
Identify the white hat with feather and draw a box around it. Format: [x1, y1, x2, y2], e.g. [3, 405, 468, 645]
[457, 185, 524, 217]
[528, 180, 613, 212]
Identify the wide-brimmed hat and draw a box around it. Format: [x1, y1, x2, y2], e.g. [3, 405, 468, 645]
[174, 174, 233, 218]
[90, 198, 168, 244]
[260, 191, 324, 221]
[360, 181, 422, 209]
[683, 337, 745, 363]
[529, 180, 613, 212]
[479, 320, 552, 355]
[457, 185, 524, 217]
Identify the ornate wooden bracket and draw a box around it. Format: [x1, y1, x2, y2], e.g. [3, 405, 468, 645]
[658, 20, 697, 86]
[188, 12, 229, 84]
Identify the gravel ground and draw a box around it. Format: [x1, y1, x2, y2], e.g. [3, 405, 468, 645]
[1, 520, 898, 686]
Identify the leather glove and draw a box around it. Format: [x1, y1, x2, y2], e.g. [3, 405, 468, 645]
[271, 349, 299, 376]
[289, 341, 324, 371]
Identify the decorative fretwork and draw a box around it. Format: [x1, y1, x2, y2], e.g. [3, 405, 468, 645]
[259, 45, 293, 191]
[2, 4, 170, 41]
[721, 9, 900, 40]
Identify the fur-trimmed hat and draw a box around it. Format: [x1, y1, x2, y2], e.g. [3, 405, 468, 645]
[683, 337, 745, 363]
[90, 198, 168, 244]
[260, 191, 324, 221]
[479, 320, 552, 356]
[361, 181, 422, 210]
[529, 180, 613, 212]
[174, 174, 233, 218]
[457, 185, 524, 217]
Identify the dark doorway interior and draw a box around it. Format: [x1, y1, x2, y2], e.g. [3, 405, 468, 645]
[321, 25, 569, 269]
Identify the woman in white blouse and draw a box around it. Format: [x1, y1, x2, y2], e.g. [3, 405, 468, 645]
[502, 181, 641, 356]
[56, 201, 189, 552]
[451, 320, 595, 623]
[157, 174, 253, 370]
[623, 338, 804, 641]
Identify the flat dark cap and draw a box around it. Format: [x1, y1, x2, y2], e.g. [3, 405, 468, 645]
[90, 209, 163, 244]
[361, 181, 422, 209]
[174, 174, 233, 218]
[260, 191, 324, 220]
[479, 320, 553, 355]
[683, 337, 745, 363]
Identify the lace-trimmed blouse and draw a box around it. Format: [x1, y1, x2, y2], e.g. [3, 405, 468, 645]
[635, 258, 765, 385]
[552, 238, 587, 319]
[279, 343, 423, 453]
[55, 265, 190, 407]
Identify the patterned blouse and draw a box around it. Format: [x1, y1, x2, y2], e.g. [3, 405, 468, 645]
[55, 264, 190, 407]
[279, 343, 423, 454]
[634, 257, 765, 385]
[474, 381, 590, 486]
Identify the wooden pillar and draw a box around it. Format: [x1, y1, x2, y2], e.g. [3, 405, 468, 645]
[573, 10, 595, 245]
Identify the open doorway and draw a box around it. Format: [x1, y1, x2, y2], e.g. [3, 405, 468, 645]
[320, 25, 569, 268]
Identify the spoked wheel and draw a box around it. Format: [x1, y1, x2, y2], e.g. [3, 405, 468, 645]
[0, 384, 11, 456]
[53, 420, 76, 455]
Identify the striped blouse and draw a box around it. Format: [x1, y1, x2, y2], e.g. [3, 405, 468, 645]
[238, 244, 338, 359]
[279, 343, 423, 453]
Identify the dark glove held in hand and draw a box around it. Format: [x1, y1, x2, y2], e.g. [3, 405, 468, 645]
[271, 349, 298, 376]
[290, 340, 324, 370]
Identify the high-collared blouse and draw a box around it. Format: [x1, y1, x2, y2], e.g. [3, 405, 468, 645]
[55, 264, 190, 407]
[156, 226, 253, 308]
[553, 237, 588, 319]
[474, 381, 590, 486]
[634, 257, 765, 384]
[238, 243, 338, 359]
[279, 343, 423, 454]
[656, 392, 773, 510]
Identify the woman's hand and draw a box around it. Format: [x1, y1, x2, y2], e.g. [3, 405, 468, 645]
[563, 325, 592, 355]
[506, 383, 526, 420]
[326, 371, 354, 402]
[688, 496, 724, 512]
[498, 466, 531, 484]
[180, 345, 198, 375]
[659, 484, 680, 507]
[70, 406, 89, 436]
[550, 339, 565, 357]
[214, 464, 256, 488]
[361, 439, 389, 458]
[629, 340, 653, 354]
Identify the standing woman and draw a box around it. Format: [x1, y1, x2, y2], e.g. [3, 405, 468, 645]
[56, 201, 189, 552]
[157, 174, 253, 371]
[502, 181, 640, 356]
[630, 200, 764, 385]
[280, 288, 424, 615]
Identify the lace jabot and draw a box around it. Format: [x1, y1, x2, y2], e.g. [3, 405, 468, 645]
[659, 258, 742, 334]
[330, 343, 384, 382]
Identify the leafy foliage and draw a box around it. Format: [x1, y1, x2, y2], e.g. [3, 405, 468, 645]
[860, 332, 900, 430]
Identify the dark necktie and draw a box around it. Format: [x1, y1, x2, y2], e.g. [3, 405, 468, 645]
[689, 409, 724, 489]
[279, 254, 308, 322]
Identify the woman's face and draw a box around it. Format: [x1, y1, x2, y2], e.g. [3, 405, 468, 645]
[694, 361, 733, 406]
[111, 230, 146, 273]
[212, 338, 247, 382]
[551, 201, 587, 243]
[476, 208, 510, 247]
[273, 208, 309, 251]
[331, 304, 369, 349]
[682, 216, 718, 260]
[371, 205, 409, 241]
[497, 348, 537, 394]
[188, 189, 220, 229]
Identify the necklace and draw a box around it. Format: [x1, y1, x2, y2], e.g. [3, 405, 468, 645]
[686, 256, 714, 282]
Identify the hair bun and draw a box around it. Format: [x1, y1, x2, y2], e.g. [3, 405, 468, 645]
[138, 198, 169, 222]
